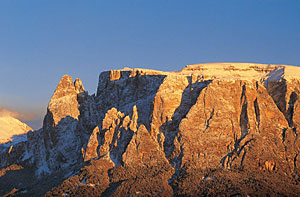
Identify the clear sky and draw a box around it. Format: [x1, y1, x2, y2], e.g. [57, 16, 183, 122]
[0, 0, 299, 129]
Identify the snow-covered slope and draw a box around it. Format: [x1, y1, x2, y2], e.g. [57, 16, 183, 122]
[0, 116, 32, 144]
[182, 63, 300, 80]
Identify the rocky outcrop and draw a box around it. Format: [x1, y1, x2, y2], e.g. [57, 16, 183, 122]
[45, 75, 84, 126]
[83, 126, 100, 162]
[177, 80, 288, 171]
[8, 75, 88, 177]
[122, 124, 167, 167]
[2, 63, 300, 196]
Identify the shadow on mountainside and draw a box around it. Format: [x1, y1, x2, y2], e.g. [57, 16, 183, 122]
[160, 78, 212, 163]
[2, 73, 168, 196]
[0, 134, 29, 149]
[96, 73, 167, 130]
[156, 77, 212, 194]
[0, 72, 170, 196]
[172, 167, 300, 196]
[39, 74, 169, 196]
[0, 113, 88, 196]
[3, 72, 300, 196]
[0, 164, 72, 196]
[265, 79, 299, 129]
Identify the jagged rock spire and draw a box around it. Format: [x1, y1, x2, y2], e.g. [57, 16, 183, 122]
[46, 75, 84, 125]
[74, 78, 85, 94]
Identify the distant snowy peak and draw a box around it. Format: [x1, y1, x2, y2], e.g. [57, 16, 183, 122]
[0, 116, 32, 144]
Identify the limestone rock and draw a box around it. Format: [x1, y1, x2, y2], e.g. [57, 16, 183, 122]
[82, 106, 137, 166]
[26, 75, 87, 176]
[74, 78, 85, 94]
[84, 126, 100, 161]
[46, 75, 82, 125]
[129, 105, 138, 132]
[3, 63, 300, 196]
[122, 124, 167, 167]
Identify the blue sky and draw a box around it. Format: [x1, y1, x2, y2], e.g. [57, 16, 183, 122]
[0, 0, 299, 129]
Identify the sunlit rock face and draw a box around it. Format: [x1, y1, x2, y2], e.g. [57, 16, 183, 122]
[46, 75, 84, 126]
[2, 63, 300, 196]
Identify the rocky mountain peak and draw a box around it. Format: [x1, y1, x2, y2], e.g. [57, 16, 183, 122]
[47, 75, 84, 125]
[50, 75, 76, 100]
[74, 78, 85, 94]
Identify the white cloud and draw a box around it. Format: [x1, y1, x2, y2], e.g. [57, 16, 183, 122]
[0, 108, 36, 121]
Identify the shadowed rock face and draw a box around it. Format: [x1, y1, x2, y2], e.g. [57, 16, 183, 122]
[2, 63, 300, 196]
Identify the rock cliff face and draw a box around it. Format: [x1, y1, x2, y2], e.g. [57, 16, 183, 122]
[1, 63, 300, 196]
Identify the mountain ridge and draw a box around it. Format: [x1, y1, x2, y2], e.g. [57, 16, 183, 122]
[1, 62, 300, 196]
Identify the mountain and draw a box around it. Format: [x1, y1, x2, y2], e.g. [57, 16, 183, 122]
[0, 116, 32, 144]
[1, 63, 300, 196]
